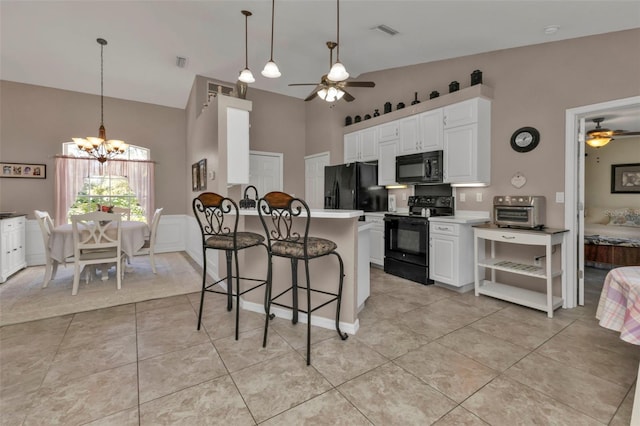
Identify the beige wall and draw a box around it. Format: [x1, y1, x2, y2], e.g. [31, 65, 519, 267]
[585, 136, 640, 210]
[304, 29, 640, 227]
[2, 29, 639, 227]
[0, 81, 186, 218]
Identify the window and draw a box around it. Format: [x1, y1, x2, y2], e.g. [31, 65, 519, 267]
[55, 143, 154, 226]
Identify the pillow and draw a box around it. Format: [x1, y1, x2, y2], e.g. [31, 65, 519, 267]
[606, 208, 640, 227]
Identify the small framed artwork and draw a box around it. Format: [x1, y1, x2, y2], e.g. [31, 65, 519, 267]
[198, 158, 207, 191]
[611, 163, 640, 193]
[1, 162, 46, 179]
[191, 163, 199, 191]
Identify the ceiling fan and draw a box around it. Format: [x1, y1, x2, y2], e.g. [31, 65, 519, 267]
[289, 41, 375, 102]
[586, 117, 640, 147]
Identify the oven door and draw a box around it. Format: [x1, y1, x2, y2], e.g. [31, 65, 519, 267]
[384, 216, 428, 266]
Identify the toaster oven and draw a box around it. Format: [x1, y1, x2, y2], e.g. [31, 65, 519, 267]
[493, 196, 546, 229]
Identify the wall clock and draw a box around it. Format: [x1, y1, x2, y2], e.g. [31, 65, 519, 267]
[510, 127, 540, 153]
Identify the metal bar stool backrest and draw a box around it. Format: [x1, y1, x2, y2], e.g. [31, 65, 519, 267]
[193, 192, 239, 244]
[258, 191, 311, 257]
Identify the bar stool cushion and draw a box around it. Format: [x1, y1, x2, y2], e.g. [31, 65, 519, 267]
[205, 232, 265, 250]
[272, 237, 337, 258]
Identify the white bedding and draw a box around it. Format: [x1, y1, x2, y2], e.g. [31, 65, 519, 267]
[585, 223, 640, 240]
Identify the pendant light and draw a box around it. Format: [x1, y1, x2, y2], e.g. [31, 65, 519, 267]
[586, 117, 613, 148]
[73, 38, 128, 163]
[261, 0, 281, 78]
[238, 10, 255, 83]
[327, 0, 349, 82]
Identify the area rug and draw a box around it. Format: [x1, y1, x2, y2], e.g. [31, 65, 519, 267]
[0, 252, 202, 326]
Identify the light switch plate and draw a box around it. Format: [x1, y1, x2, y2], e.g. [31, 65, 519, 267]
[460, 193, 466, 202]
[476, 192, 483, 202]
[555, 192, 565, 203]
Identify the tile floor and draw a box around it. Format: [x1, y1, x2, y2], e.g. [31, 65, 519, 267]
[0, 264, 637, 425]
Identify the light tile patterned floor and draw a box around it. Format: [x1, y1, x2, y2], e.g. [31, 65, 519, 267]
[0, 262, 636, 425]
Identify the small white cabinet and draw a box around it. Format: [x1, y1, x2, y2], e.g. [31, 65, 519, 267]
[443, 98, 491, 186]
[1, 215, 27, 283]
[399, 115, 421, 155]
[378, 121, 399, 142]
[365, 214, 385, 267]
[429, 219, 477, 290]
[474, 225, 567, 318]
[344, 127, 379, 162]
[378, 140, 399, 186]
[398, 108, 443, 155]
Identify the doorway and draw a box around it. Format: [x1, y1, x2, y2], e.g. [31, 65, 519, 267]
[304, 152, 330, 209]
[564, 95, 640, 307]
[249, 151, 283, 198]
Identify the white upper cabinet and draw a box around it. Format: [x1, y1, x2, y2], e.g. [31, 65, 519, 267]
[378, 121, 399, 142]
[399, 108, 443, 155]
[227, 107, 250, 185]
[344, 127, 379, 162]
[418, 108, 443, 151]
[378, 140, 399, 186]
[443, 98, 491, 185]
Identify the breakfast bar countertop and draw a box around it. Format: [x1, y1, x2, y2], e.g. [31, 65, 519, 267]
[237, 208, 364, 219]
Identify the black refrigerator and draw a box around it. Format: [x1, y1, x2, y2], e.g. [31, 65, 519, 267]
[324, 162, 388, 211]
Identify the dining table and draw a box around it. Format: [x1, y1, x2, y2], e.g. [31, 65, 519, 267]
[595, 266, 640, 424]
[49, 220, 150, 264]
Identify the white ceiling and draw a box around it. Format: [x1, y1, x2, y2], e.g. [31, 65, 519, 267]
[1, 0, 639, 130]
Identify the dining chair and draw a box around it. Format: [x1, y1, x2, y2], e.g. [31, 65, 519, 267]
[34, 210, 71, 288]
[71, 211, 124, 296]
[258, 191, 348, 365]
[133, 207, 163, 273]
[111, 206, 131, 221]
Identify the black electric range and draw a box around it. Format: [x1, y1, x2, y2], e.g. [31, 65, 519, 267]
[383, 196, 454, 285]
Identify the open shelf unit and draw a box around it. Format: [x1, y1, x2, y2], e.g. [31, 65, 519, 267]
[473, 225, 568, 318]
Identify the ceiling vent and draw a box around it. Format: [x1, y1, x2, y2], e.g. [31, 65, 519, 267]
[373, 24, 399, 36]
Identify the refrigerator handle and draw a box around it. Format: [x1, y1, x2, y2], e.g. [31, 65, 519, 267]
[334, 181, 339, 209]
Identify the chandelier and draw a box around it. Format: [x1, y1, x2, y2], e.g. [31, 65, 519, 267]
[73, 38, 128, 163]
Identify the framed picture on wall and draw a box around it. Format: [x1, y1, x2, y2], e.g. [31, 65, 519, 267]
[1, 162, 46, 179]
[191, 163, 199, 191]
[611, 163, 640, 193]
[198, 158, 207, 191]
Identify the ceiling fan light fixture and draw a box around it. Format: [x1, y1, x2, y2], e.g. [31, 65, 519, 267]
[317, 86, 344, 102]
[261, 60, 281, 78]
[327, 61, 349, 82]
[586, 136, 612, 148]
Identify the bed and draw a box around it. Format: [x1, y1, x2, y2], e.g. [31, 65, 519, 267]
[584, 207, 640, 269]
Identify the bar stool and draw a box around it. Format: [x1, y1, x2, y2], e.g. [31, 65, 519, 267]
[193, 192, 269, 340]
[258, 191, 348, 365]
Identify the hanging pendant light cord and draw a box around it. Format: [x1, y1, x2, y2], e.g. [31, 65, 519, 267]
[270, 0, 275, 61]
[100, 41, 104, 127]
[336, 0, 340, 62]
[245, 12, 249, 68]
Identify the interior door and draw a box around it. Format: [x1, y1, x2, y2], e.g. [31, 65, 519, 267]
[304, 152, 329, 209]
[249, 151, 283, 198]
[578, 117, 586, 306]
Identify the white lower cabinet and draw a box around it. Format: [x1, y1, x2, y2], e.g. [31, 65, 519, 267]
[1, 215, 27, 283]
[365, 214, 385, 267]
[429, 220, 475, 290]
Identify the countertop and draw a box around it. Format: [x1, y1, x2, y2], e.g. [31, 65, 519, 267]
[473, 223, 569, 235]
[237, 208, 364, 219]
[428, 216, 490, 225]
[0, 213, 26, 220]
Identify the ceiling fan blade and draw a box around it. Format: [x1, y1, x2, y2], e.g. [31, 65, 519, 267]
[342, 89, 355, 102]
[612, 131, 640, 137]
[304, 86, 323, 102]
[289, 83, 320, 86]
[343, 81, 375, 88]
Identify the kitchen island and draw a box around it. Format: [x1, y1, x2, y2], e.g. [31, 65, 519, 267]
[233, 208, 369, 335]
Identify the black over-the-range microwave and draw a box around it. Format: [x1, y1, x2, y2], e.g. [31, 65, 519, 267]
[395, 150, 444, 184]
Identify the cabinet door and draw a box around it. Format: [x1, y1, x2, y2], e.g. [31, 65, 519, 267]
[418, 108, 443, 151]
[359, 127, 379, 161]
[344, 132, 360, 162]
[378, 121, 399, 142]
[378, 140, 398, 186]
[227, 107, 250, 184]
[443, 99, 478, 128]
[430, 235, 458, 284]
[370, 226, 385, 266]
[0, 231, 9, 277]
[444, 124, 477, 183]
[399, 116, 419, 155]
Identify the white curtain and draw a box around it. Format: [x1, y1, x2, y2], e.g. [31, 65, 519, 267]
[54, 156, 155, 226]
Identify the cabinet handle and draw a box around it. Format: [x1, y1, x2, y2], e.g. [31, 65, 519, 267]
[501, 235, 516, 240]
[437, 226, 448, 231]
